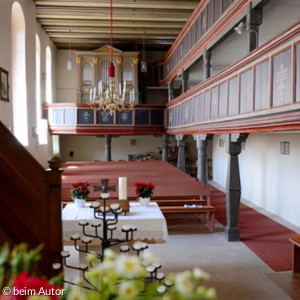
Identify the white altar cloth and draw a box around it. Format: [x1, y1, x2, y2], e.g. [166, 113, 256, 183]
[62, 202, 168, 243]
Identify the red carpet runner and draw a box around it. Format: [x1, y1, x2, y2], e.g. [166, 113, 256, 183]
[210, 187, 296, 271]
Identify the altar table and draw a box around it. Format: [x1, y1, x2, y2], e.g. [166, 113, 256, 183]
[62, 202, 168, 243]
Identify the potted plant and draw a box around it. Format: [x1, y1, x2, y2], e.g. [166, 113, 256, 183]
[134, 182, 155, 207]
[71, 181, 90, 208]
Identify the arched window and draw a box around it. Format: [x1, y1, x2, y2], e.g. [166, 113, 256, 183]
[36, 34, 47, 144]
[11, 1, 28, 146]
[46, 46, 52, 103]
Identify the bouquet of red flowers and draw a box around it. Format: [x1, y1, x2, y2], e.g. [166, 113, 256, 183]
[134, 182, 155, 198]
[71, 181, 90, 200]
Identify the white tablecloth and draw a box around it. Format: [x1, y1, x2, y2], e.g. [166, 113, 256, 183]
[62, 202, 168, 243]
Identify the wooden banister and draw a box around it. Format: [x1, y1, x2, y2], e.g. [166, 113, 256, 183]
[0, 121, 62, 277]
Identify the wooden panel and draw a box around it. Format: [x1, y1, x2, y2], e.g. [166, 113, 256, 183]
[78, 109, 94, 124]
[97, 110, 114, 124]
[272, 48, 292, 107]
[204, 90, 210, 120]
[151, 110, 164, 125]
[296, 43, 300, 102]
[240, 69, 253, 114]
[51, 109, 63, 124]
[198, 94, 204, 122]
[219, 81, 228, 117]
[222, 0, 231, 12]
[116, 111, 133, 124]
[228, 76, 239, 116]
[135, 109, 149, 125]
[214, 0, 221, 21]
[64, 109, 76, 124]
[255, 60, 270, 110]
[207, 0, 213, 29]
[211, 86, 219, 119]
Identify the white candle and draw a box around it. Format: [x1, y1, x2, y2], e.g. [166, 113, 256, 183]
[93, 87, 96, 98]
[118, 177, 127, 200]
[110, 203, 120, 210]
[122, 224, 131, 231]
[146, 265, 155, 273]
[81, 237, 91, 243]
[90, 88, 92, 101]
[71, 233, 80, 240]
[52, 263, 61, 270]
[156, 273, 165, 280]
[91, 201, 100, 208]
[120, 245, 129, 252]
[60, 250, 70, 258]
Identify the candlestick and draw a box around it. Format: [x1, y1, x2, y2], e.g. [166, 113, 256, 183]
[118, 177, 127, 200]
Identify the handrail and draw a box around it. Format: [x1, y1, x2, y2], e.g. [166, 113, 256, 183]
[43, 103, 166, 135]
[0, 121, 62, 277]
[166, 21, 300, 134]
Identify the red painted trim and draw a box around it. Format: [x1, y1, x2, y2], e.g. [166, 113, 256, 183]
[166, 109, 300, 135]
[166, 22, 300, 108]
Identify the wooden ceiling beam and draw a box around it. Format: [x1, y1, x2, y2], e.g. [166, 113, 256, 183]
[34, 0, 199, 10]
[44, 27, 181, 35]
[39, 19, 185, 29]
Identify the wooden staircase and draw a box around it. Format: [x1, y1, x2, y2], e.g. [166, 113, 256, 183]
[0, 121, 62, 277]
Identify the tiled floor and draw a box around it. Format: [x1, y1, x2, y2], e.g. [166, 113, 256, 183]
[63, 189, 300, 300]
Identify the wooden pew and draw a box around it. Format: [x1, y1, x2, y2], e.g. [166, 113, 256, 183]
[155, 199, 206, 206]
[160, 205, 215, 233]
[289, 235, 300, 273]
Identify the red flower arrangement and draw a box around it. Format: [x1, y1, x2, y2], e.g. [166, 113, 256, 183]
[134, 182, 155, 198]
[71, 181, 90, 200]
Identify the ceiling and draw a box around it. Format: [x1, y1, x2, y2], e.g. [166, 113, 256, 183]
[33, 0, 200, 52]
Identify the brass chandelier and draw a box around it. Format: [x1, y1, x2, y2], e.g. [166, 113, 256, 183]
[89, 0, 135, 115]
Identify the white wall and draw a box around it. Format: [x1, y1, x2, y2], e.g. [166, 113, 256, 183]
[0, 0, 57, 168]
[59, 134, 163, 162]
[56, 50, 78, 103]
[212, 133, 300, 227]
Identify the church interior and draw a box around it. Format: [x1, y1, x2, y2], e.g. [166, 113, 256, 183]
[0, 0, 300, 299]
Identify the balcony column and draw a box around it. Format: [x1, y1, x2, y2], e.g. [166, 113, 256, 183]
[168, 80, 174, 102]
[193, 134, 207, 184]
[247, 2, 262, 52]
[203, 46, 212, 80]
[224, 133, 248, 241]
[162, 134, 169, 161]
[176, 135, 185, 172]
[181, 69, 189, 94]
[104, 134, 112, 162]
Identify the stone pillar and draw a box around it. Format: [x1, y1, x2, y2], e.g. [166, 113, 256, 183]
[168, 80, 174, 102]
[181, 69, 189, 94]
[162, 134, 169, 162]
[193, 134, 207, 184]
[246, 2, 262, 52]
[225, 134, 242, 241]
[176, 135, 185, 172]
[203, 46, 212, 80]
[104, 134, 112, 162]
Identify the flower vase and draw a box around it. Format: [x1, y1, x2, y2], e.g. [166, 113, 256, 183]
[139, 197, 150, 207]
[74, 197, 86, 208]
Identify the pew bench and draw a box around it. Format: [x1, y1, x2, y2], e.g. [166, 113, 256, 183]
[155, 199, 207, 206]
[160, 205, 215, 233]
[289, 235, 300, 273]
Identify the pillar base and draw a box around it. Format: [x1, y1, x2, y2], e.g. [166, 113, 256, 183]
[224, 226, 240, 241]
